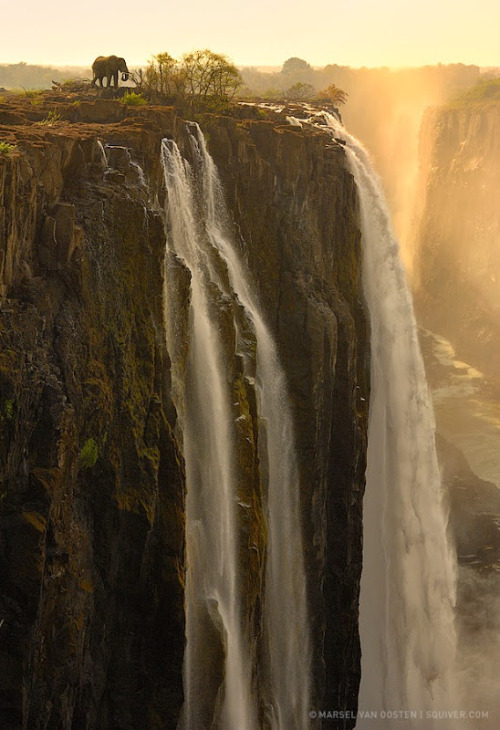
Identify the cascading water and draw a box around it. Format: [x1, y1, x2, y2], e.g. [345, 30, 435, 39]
[96, 139, 109, 170]
[160, 139, 254, 730]
[310, 112, 458, 725]
[161, 126, 311, 729]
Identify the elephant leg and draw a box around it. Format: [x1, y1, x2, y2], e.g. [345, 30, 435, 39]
[113, 71, 119, 87]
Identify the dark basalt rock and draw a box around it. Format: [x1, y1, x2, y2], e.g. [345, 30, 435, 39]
[203, 115, 368, 723]
[0, 97, 368, 729]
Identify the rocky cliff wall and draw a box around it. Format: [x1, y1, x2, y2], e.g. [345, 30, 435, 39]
[204, 116, 368, 715]
[413, 102, 500, 385]
[0, 96, 367, 728]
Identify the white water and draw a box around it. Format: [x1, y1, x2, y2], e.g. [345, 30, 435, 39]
[130, 160, 147, 187]
[161, 127, 311, 729]
[161, 140, 253, 729]
[309, 112, 458, 725]
[96, 139, 109, 170]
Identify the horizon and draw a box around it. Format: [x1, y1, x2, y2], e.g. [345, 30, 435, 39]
[1, 60, 498, 74]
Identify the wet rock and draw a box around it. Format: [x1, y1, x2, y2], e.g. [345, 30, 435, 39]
[204, 114, 368, 721]
[0, 97, 367, 729]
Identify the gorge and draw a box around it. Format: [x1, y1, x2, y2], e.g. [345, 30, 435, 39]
[0, 89, 496, 729]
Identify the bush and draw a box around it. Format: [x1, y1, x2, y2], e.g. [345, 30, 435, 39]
[0, 141, 16, 155]
[120, 91, 147, 106]
[79, 438, 98, 468]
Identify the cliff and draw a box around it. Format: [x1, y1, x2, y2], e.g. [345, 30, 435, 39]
[0, 94, 367, 728]
[413, 99, 500, 385]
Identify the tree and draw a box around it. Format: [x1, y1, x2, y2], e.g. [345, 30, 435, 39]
[285, 82, 316, 101]
[143, 52, 178, 96]
[317, 83, 349, 106]
[181, 50, 242, 100]
[281, 57, 312, 75]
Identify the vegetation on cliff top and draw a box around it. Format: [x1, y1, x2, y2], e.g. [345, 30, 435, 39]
[136, 49, 242, 110]
[120, 91, 147, 106]
[447, 77, 500, 108]
[0, 141, 16, 155]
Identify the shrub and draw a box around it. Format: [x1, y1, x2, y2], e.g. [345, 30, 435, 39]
[120, 91, 147, 106]
[0, 141, 16, 155]
[79, 438, 98, 468]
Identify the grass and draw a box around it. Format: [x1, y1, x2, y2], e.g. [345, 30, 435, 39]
[36, 110, 61, 126]
[448, 78, 500, 108]
[120, 91, 147, 106]
[0, 141, 16, 155]
[18, 88, 44, 98]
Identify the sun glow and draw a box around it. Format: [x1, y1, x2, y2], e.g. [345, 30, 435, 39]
[4, 0, 500, 68]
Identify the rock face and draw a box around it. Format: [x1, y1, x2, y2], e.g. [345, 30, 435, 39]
[0, 97, 368, 728]
[205, 117, 368, 716]
[413, 102, 500, 384]
[0, 103, 185, 730]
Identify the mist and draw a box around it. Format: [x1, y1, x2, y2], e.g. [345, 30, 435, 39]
[350, 71, 500, 727]
[457, 567, 500, 716]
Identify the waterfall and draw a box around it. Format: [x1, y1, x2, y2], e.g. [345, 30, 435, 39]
[96, 139, 109, 170]
[160, 126, 311, 729]
[313, 112, 458, 725]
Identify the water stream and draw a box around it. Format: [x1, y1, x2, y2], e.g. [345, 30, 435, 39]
[161, 126, 311, 729]
[311, 112, 459, 726]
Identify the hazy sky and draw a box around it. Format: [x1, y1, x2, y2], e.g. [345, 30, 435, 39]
[5, 0, 500, 69]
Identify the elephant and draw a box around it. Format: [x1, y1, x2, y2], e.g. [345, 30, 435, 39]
[92, 55, 129, 87]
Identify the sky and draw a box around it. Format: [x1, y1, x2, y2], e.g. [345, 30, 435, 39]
[4, 0, 500, 69]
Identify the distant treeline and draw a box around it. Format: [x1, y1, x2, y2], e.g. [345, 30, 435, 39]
[241, 59, 483, 101]
[0, 63, 89, 89]
[0, 58, 492, 101]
